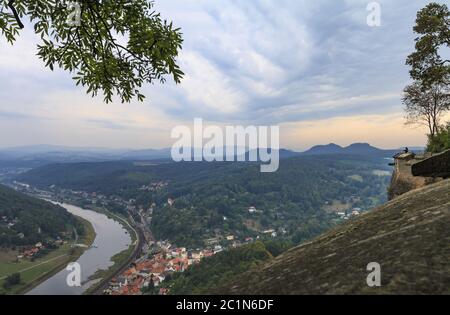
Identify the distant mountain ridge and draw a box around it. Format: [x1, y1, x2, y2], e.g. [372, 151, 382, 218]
[302, 143, 398, 157]
[0, 143, 408, 164]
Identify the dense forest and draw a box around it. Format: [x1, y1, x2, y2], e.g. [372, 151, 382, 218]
[17, 155, 392, 248]
[149, 156, 391, 247]
[0, 185, 80, 247]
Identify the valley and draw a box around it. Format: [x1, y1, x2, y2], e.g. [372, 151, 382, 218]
[1, 152, 393, 295]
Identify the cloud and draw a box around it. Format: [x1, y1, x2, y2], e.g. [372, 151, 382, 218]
[0, 110, 36, 120]
[151, 0, 430, 125]
[1, 0, 448, 149]
[85, 119, 130, 131]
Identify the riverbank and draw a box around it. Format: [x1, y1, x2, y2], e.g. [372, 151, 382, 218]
[89, 205, 138, 244]
[0, 216, 95, 295]
[83, 205, 141, 295]
[26, 203, 133, 295]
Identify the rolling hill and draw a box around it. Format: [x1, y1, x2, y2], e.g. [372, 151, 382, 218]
[0, 143, 402, 166]
[302, 143, 398, 157]
[0, 184, 79, 246]
[15, 155, 392, 248]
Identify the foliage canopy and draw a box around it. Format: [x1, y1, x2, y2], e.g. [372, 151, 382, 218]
[0, 0, 184, 103]
[406, 2, 450, 87]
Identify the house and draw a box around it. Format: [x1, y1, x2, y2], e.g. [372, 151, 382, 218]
[213, 245, 223, 254]
[231, 241, 242, 248]
[24, 248, 39, 258]
[167, 198, 175, 206]
[205, 237, 220, 245]
[159, 288, 169, 295]
[203, 250, 214, 257]
[226, 235, 235, 241]
[248, 206, 257, 214]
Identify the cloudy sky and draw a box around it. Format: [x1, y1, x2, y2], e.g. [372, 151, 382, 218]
[0, 0, 448, 150]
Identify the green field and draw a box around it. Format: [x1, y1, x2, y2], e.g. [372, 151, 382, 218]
[348, 174, 364, 182]
[0, 217, 95, 295]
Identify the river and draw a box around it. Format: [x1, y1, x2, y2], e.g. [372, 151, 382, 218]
[27, 203, 132, 295]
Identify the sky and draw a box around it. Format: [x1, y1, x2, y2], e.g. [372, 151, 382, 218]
[0, 0, 448, 151]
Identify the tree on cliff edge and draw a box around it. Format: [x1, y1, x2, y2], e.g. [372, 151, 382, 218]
[404, 3, 450, 147]
[0, 0, 184, 103]
[403, 82, 450, 138]
[406, 2, 450, 88]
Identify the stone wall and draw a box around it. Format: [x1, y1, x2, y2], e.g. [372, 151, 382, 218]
[412, 150, 450, 178]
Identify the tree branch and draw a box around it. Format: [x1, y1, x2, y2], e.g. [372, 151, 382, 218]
[7, 0, 24, 29]
[436, 59, 450, 66]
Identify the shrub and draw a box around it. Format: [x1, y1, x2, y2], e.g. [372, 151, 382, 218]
[3, 273, 21, 289]
[427, 123, 450, 153]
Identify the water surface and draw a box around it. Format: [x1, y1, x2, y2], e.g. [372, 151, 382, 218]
[27, 203, 131, 295]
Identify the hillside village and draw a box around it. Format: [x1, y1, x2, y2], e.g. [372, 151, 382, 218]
[105, 241, 215, 295]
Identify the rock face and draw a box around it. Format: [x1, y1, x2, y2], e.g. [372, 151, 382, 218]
[216, 180, 450, 295]
[388, 153, 440, 200]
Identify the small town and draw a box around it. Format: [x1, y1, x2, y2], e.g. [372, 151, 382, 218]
[105, 241, 216, 295]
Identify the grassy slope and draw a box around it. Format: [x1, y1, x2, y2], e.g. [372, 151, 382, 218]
[216, 179, 450, 295]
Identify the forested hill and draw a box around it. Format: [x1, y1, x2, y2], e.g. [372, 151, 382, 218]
[16, 155, 392, 248]
[0, 185, 78, 247]
[215, 179, 450, 295]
